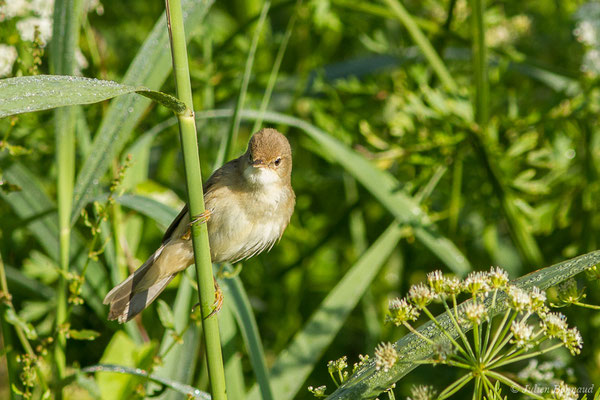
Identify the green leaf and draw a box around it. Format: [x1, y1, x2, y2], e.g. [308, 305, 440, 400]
[156, 299, 176, 331]
[75, 371, 102, 400]
[153, 276, 202, 400]
[247, 222, 403, 400]
[96, 331, 157, 400]
[326, 250, 600, 399]
[82, 364, 210, 400]
[67, 329, 100, 341]
[4, 308, 38, 340]
[70, 0, 214, 224]
[0, 75, 187, 118]
[114, 194, 178, 230]
[225, 274, 274, 400]
[0, 162, 107, 317]
[220, 298, 247, 400]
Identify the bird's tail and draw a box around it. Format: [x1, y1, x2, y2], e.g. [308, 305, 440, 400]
[103, 245, 175, 323]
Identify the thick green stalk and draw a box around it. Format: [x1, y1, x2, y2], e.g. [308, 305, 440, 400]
[470, 0, 488, 128]
[164, 1, 227, 399]
[0, 251, 48, 395]
[51, 0, 83, 392]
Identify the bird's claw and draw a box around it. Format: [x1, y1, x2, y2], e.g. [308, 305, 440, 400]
[190, 210, 212, 227]
[206, 285, 224, 319]
[191, 278, 223, 320]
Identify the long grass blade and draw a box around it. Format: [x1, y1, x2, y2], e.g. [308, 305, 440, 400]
[77, 364, 211, 400]
[224, 275, 274, 400]
[0, 76, 186, 118]
[220, 299, 247, 400]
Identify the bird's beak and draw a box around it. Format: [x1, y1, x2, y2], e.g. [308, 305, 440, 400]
[252, 159, 265, 168]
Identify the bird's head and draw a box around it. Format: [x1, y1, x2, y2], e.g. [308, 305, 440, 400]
[243, 128, 292, 187]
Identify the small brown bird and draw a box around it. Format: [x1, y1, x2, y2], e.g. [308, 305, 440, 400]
[104, 128, 295, 323]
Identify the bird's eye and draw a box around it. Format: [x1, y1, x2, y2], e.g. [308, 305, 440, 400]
[274, 157, 282, 166]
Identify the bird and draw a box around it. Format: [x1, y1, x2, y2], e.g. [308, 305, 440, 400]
[103, 128, 295, 323]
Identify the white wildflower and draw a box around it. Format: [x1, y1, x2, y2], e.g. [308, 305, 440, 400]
[488, 266, 509, 289]
[0, 44, 18, 77]
[408, 283, 435, 308]
[463, 271, 490, 295]
[464, 302, 487, 324]
[541, 312, 568, 338]
[0, 0, 29, 21]
[408, 385, 437, 400]
[552, 381, 578, 400]
[16, 17, 53, 45]
[507, 286, 531, 312]
[510, 320, 534, 349]
[29, 0, 54, 18]
[374, 342, 397, 372]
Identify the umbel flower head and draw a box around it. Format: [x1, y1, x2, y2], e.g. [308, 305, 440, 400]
[463, 271, 490, 294]
[386, 298, 420, 325]
[374, 265, 590, 400]
[408, 283, 436, 308]
[374, 342, 398, 372]
[408, 385, 437, 400]
[551, 381, 578, 400]
[510, 320, 534, 349]
[464, 302, 487, 324]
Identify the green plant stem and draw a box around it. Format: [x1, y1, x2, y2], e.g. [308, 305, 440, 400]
[572, 301, 600, 310]
[481, 376, 496, 400]
[164, 0, 227, 399]
[485, 371, 545, 400]
[484, 311, 521, 363]
[51, 0, 84, 394]
[421, 306, 474, 362]
[474, 376, 482, 400]
[449, 153, 462, 234]
[443, 297, 476, 361]
[487, 330, 545, 366]
[490, 342, 562, 369]
[437, 372, 473, 400]
[470, 0, 488, 128]
[482, 308, 511, 362]
[0, 252, 48, 393]
[480, 289, 497, 357]
[382, 0, 457, 92]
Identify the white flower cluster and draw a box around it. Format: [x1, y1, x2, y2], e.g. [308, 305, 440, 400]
[0, 44, 18, 77]
[1, 0, 55, 44]
[573, 2, 600, 74]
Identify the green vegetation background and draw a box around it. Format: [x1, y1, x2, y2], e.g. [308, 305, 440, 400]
[1, 0, 600, 398]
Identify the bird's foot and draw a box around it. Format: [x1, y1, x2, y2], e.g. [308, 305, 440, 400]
[206, 281, 224, 319]
[190, 210, 212, 226]
[182, 210, 212, 240]
[191, 278, 223, 319]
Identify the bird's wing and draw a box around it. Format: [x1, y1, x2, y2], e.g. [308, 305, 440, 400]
[162, 204, 189, 244]
[161, 158, 240, 244]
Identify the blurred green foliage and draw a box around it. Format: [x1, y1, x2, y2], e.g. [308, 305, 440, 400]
[1, 0, 600, 399]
